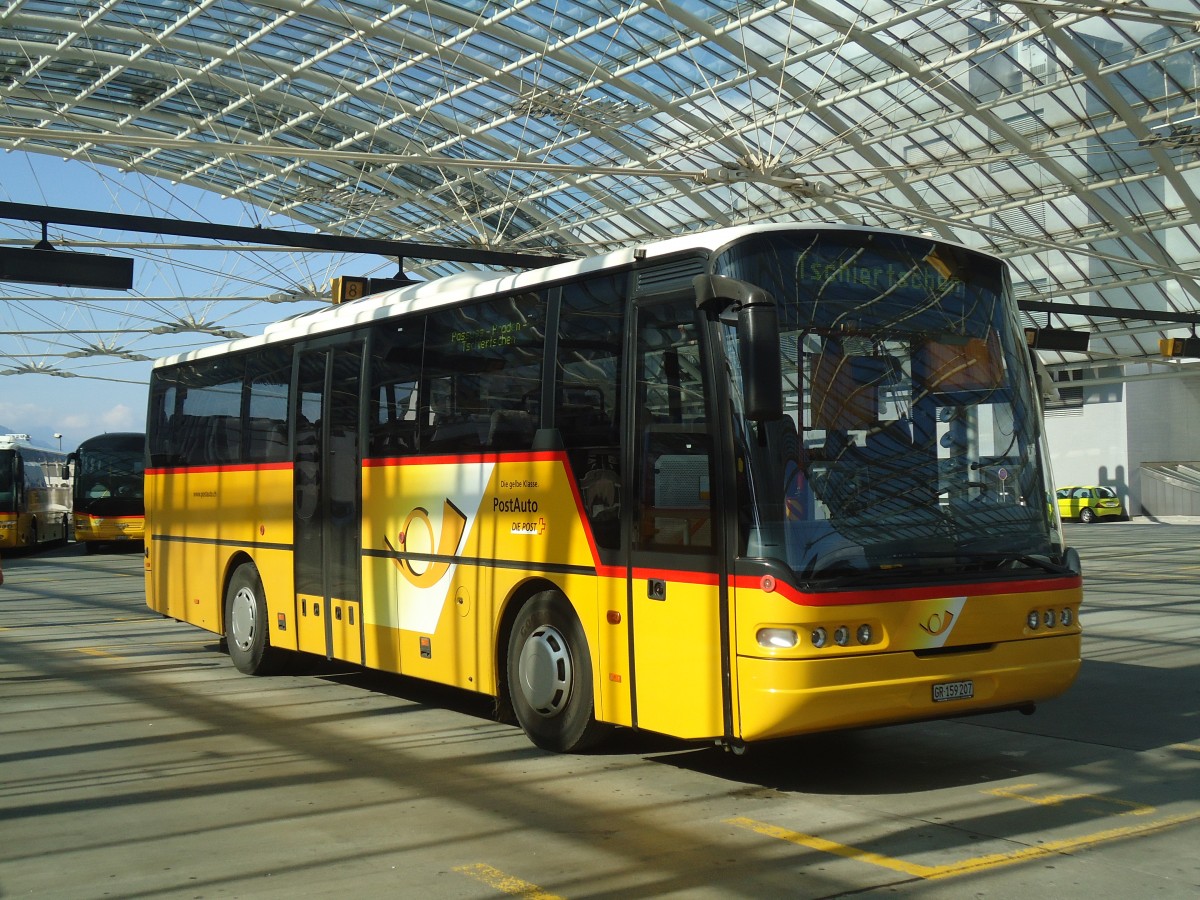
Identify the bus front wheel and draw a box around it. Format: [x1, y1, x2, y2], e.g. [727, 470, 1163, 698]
[506, 590, 609, 753]
[225, 562, 283, 676]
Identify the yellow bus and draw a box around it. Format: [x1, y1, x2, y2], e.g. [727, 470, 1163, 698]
[0, 433, 71, 551]
[145, 224, 1083, 752]
[67, 432, 145, 552]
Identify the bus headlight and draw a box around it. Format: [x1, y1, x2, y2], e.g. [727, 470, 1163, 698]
[1027, 610, 1040, 630]
[811, 627, 828, 648]
[834, 625, 850, 647]
[856, 624, 872, 645]
[1060, 608, 1074, 627]
[757, 628, 798, 649]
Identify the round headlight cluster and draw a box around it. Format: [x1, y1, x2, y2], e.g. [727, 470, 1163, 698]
[1027, 607, 1076, 630]
[811, 623, 873, 649]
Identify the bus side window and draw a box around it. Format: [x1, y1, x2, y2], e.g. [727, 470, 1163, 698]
[422, 293, 548, 454]
[369, 318, 425, 456]
[634, 299, 714, 554]
[246, 344, 292, 464]
[558, 274, 624, 551]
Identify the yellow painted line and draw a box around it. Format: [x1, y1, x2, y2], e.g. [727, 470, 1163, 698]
[729, 809, 1200, 880]
[985, 783, 1154, 816]
[729, 817, 931, 878]
[1171, 743, 1200, 753]
[75, 647, 118, 658]
[453, 863, 563, 899]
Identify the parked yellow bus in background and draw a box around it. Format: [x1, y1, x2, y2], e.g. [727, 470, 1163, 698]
[67, 433, 146, 553]
[0, 433, 70, 551]
[145, 224, 1083, 752]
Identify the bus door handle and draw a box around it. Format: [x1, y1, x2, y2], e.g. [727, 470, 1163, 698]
[647, 579, 666, 601]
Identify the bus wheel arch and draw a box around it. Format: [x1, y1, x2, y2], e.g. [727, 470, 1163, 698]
[503, 586, 610, 752]
[494, 578, 557, 724]
[223, 556, 284, 676]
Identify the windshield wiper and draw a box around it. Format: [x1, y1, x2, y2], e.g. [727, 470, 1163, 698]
[879, 548, 1072, 576]
[963, 551, 1072, 575]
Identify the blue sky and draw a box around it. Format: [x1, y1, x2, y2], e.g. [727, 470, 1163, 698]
[0, 152, 348, 452]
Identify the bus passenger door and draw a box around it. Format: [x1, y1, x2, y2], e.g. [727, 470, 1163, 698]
[293, 342, 365, 663]
[628, 298, 729, 741]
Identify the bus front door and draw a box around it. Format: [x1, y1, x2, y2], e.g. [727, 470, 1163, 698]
[628, 297, 730, 741]
[293, 342, 365, 663]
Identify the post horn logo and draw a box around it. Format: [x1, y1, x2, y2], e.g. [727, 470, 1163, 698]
[919, 610, 955, 637]
[383, 499, 468, 588]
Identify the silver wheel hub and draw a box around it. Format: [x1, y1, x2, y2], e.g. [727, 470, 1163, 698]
[230, 586, 257, 652]
[517, 624, 572, 717]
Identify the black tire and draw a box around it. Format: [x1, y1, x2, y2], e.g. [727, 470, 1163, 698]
[1079, 507, 1096, 524]
[506, 590, 609, 752]
[225, 561, 284, 675]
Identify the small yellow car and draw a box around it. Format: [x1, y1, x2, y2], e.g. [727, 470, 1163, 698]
[1056, 485, 1125, 523]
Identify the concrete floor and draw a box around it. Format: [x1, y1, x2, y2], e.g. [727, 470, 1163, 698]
[1, 524, 1197, 899]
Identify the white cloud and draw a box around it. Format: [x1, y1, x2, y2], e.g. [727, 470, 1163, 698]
[0, 388, 145, 450]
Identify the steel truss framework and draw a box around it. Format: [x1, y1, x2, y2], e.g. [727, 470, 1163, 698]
[2, 0, 1200, 385]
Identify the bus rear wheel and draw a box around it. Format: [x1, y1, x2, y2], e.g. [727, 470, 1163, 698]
[225, 561, 284, 675]
[506, 590, 609, 753]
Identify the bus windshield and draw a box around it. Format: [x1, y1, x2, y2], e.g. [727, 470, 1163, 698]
[714, 230, 1062, 584]
[74, 442, 145, 513]
[0, 449, 15, 510]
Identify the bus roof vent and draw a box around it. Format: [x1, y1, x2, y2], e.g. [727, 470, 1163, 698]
[634, 255, 707, 296]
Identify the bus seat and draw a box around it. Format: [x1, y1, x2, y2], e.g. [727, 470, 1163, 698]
[488, 409, 535, 449]
[247, 417, 288, 462]
[207, 416, 242, 464]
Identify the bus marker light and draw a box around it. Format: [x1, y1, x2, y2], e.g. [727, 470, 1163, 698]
[834, 626, 850, 647]
[811, 627, 828, 648]
[276, 613, 286, 630]
[1027, 610, 1040, 630]
[606, 610, 622, 624]
[757, 628, 797, 649]
[761, 575, 776, 593]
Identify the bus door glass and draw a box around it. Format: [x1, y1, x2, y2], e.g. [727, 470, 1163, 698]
[294, 342, 364, 662]
[629, 297, 727, 740]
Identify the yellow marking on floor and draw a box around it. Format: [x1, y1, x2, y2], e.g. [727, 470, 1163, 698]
[75, 647, 119, 658]
[729, 809, 1200, 880]
[453, 863, 563, 899]
[728, 817, 930, 877]
[985, 783, 1154, 815]
[1171, 743, 1200, 753]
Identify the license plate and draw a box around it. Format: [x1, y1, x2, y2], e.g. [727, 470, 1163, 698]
[932, 680, 974, 702]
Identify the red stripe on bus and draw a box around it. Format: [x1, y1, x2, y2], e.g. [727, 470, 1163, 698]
[362, 450, 564, 467]
[729, 573, 1082, 606]
[145, 462, 293, 476]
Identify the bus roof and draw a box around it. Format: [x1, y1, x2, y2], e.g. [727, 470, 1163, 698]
[150, 222, 981, 371]
[73, 432, 146, 452]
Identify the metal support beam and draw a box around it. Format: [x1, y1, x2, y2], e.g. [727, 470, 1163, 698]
[0, 201, 569, 269]
[1019, 299, 1200, 326]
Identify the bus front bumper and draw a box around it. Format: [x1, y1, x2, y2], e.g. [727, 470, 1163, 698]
[736, 634, 1081, 742]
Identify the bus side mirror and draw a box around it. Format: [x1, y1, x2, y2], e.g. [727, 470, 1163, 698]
[694, 274, 783, 421]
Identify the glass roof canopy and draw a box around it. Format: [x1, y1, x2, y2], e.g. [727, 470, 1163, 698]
[2, 0, 1200, 384]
